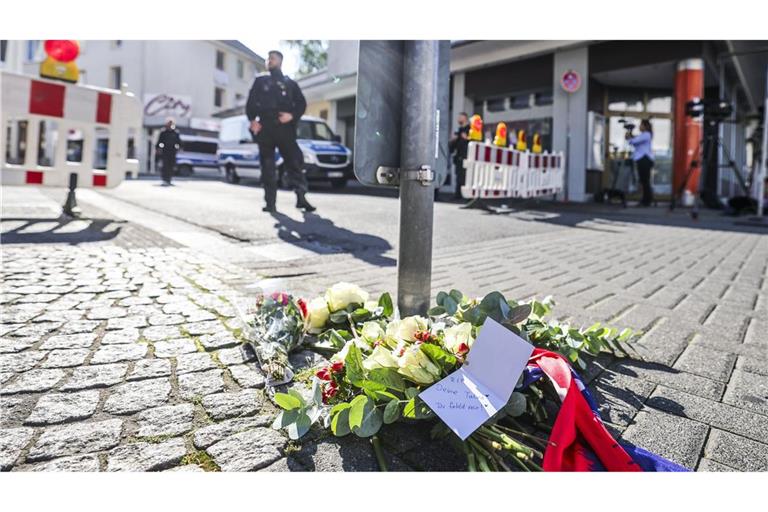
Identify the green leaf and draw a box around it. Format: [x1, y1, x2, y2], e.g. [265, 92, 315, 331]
[504, 392, 527, 417]
[271, 409, 300, 429]
[383, 399, 400, 424]
[344, 343, 366, 385]
[420, 343, 457, 372]
[443, 296, 459, 315]
[351, 308, 371, 321]
[378, 292, 394, 317]
[372, 390, 399, 402]
[287, 388, 306, 407]
[367, 367, 406, 392]
[273, 392, 302, 411]
[436, 291, 448, 306]
[403, 397, 433, 419]
[506, 304, 532, 325]
[330, 403, 352, 437]
[286, 412, 312, 440]
[427, 306, 447, 317]
[330, 311, 349, 324]
[348, 395, 369, 429]
[352, 403, 383, 438]
[449, 289, 464, 304]
[404, 387, 419, 400]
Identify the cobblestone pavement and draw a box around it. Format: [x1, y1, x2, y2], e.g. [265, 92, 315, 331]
[1, 184, 767, 472]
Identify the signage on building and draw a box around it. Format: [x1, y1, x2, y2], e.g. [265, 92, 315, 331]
[143, 93, 192, 118]
[190, 118, 221, 132]
[560, 70, 582, 94]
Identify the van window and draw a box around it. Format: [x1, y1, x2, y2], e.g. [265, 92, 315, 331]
[296, 120, 335, 141]
[5, 119, 28, 165]
[220, 118, 249, 142]
[37, 120, 58, 167]
[181, 140, 218, 154]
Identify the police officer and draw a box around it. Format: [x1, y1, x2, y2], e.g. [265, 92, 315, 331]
[246, 50, 315, 213]
[156, 118, 181, 186]
[449, 112, 470, 199]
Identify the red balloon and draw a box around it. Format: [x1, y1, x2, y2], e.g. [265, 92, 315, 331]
[44, 40, 79, 62]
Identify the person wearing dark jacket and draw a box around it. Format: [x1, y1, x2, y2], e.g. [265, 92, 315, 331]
[246, 50, 314, 213]
[156, 118, 181, 185]
[449, 112, 470, 199]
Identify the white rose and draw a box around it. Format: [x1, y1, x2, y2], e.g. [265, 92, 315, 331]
[443, 322, 474, 355]
[325, 282, 369, 312]
[395, 316, 429, 342]
[361, 321, 385, 343]
[396, 345, 441, 385]
[306, 297, 330, 333]
[364, 300, 380, 312]
[363, 345, 399, 371]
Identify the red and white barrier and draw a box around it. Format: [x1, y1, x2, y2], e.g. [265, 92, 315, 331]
[461, 141, 564, 200]
[1, 71, 142, 189]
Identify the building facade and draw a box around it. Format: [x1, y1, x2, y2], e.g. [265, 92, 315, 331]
[298, 40, 767, 202]
[9, 40, 265, 173]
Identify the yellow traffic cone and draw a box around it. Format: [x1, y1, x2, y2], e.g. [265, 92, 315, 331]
[493, 122, 507, 147]
[468, 115, 483, 141]
[516, 129, 527, 151]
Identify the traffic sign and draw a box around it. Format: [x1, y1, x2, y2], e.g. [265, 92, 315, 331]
[560, 69, 582, 93]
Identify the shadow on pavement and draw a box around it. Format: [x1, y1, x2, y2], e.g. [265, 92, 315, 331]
[0, 216, 123, 245]
[269, 211, 395, 267]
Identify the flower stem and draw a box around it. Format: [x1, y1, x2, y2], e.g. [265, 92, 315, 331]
[371, 435, 388, 472]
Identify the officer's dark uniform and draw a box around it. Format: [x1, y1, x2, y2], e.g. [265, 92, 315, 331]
[156, 126, 181, 184]
[450, 124, 470, 198]
[246, 69, 310, 210]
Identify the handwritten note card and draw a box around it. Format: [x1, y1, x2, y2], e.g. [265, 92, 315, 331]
[419, 318, 534, 440]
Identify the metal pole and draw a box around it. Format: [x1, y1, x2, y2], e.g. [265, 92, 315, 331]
[397, 41, 439, 316]
[757, 65, 768, 218]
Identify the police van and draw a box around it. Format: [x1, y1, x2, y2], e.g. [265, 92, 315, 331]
[174, 134, 219, 176]
[217, 115, 353, 188]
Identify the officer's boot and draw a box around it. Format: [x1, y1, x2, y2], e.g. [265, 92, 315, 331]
[295, 192, 316, 213]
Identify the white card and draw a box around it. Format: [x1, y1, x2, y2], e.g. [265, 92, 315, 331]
[419, 317, 534, 440]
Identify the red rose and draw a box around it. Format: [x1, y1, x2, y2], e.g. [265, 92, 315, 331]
[330, 360, 345, 373]
[414, 330, 434, 344]
[297, 298, 308, 318]
[322, 381, 338, 403]
[316, 367, 332, 381]
[457, 342, 470, 356]
[271, 292, 290, 306]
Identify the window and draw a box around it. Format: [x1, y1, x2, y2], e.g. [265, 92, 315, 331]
[110, 66, 122, 89]
[534, 91, 553, 106]
[219, 118, 250, 143]
[94, 127, 109, 170]
[5, 119, 28, 165]
[510, 94, 531, 110]
[237, 59, 244, 79]
[26, 40, 39, 62]
[127, 128, 137, 160]
[181, 140, 218, 154]
[37, 120, 59, 167]
[0, 40, 7, 63]
[235, 93, 244, 106]
[216, 50, 225, 71]
[486, 98, 506, 112]
[608, 90, 643, 113]
[647, 95, 672, 114]
[296, 120, 335, 141]
[214, 87, 225, 108]
[66, 129, 84, 162]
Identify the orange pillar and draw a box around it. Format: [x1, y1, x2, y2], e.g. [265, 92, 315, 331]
[673, 59, 704, 197]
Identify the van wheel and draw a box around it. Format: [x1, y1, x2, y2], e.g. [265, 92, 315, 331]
[176, 164, 192, 176]
[225, 165, 240, 184]
[330, 178, 348, 189]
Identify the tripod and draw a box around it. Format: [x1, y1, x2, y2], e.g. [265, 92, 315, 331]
[669, 126, 749, 217]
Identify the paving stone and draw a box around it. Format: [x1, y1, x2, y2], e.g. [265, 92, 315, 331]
[118, 296, 153, 306]
[40, 333, 97, 350]
[147, 314, 185, 326]
[0, 369, 66, 395]
[259, 457, 307, 472]
[176, 352, 217, 374]
[142, 325, 182, 341]
[164, 464, 205, 472]
[217, 345, 257, 366]
[722, 370, 768, 416]
[0, 351, 47, 372]
[127, 359, 171, 381]
[673, 344, 737, 382]
[1, 305, 45, 323]
[153, 338, 197, 358]
[198, 332, 239, 351]
[291, 435, 412, 472]
[182, 321, 222, 337]
[100, 329, 141, 345]
[60, 363, 127, 391]
[25, 390, 100, 425]
[228, 364, 266, 389]
[589, 370, 656, 427]
[0, 427, 34, 470]
[91, 344, 147, 364]
[106, 316, 148, 330]
[27, 419, 123, 462]
[0, 336, 37, 353]
[192, 416, 272, 449]
[201, 390, 262, 420]
[185, 310, 218, 322]
[30, 454, 100, 472]
[621, 408, 709, 470]
[178, 369, 224, 400]
[40, 349, 90, 368]
[103, 378, 172, 415]
[735, 355, 768, 377]
[704, 429, 768, 471]
[135, 404, 195, 437]
[646, 386, 768, 445]
[611, 359, 724, 401]
[697, 458, 736, 472]
[106, 438, 187, 471]
[56, 320, 101, 335]
[1, 395, 36, 427]
[206, 428, 285, 471]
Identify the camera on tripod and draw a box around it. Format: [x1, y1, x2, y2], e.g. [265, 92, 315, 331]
[618, 119, 636, 134]
[685, 98, 733, 122]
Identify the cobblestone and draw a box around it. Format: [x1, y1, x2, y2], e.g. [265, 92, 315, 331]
[1, 369, 66, 395]
[103, 378, 172, 415]
[178, 369, 224, 399]
[91, 344, 147, 365]
[0, 427, 34, 470]
[30, 454, 101, 472]
[25, 390, 100, 425]
[27, 419, 123, 462]
[135, 404, 196, 437]
[60, 363, 128, 391]
[192, 416, 272, 449]
[106, 438, 187, 471]
[206, 428, 285, 471]
[201, 390, 263, 420]
[127, 359, 171, 381]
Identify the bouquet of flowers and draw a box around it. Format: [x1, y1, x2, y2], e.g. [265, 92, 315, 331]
[267, 282, 678, 472]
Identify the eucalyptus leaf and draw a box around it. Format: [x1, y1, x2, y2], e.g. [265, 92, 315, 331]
[383, 399, 400, 424]
[504, 391, 527, 417]
[352, 403, 383, 438]
[405, 387, 419, 400]
[286, 412, 312, 440]
[506, 304, 532, 325]
[273, 392, 302, 411]
[443, 296, 459, 315]
[330, 405, 351, 437]
[428, 306, 447, 317]
[367, 367, 406, 392]
[271, 409, 300, 429]
[449, 289, 464, 304]
[348, 395, 369, 429]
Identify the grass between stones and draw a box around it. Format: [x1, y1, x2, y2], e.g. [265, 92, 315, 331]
[180, 450, 220, 472]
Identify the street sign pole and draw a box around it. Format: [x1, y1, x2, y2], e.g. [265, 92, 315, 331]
[757, 64, 768, 218]
[397, 41, 439, 316]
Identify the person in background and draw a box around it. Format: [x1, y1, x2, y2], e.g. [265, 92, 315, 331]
[156, 118, 181, 186]
[626, 119, 655, 206]
[449, 112, 470, 199]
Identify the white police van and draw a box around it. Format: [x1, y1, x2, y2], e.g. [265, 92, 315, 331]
[217, 115, 352, 188]
[174, 134, 219, 176]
